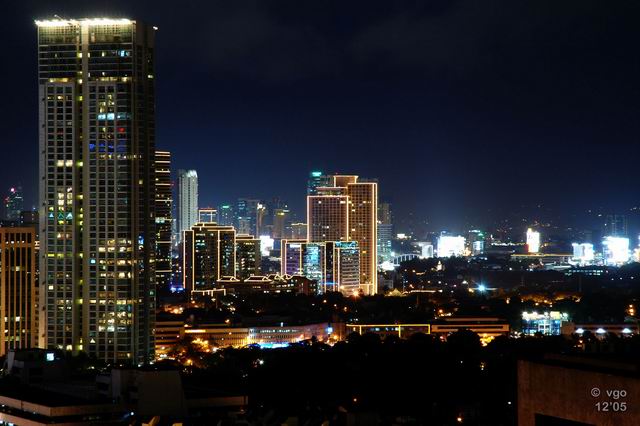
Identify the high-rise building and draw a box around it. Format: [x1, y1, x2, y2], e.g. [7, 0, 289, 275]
[307, 175, 378, 295]
[307, 171, 331, 195]
[290, 222, 307, 239]
[237, 198, 259, 235]
[468, 229, 485, 256]
[236, 234, 261, 280]
[0, 227, 38, 355]
[377, 203, 393, 265]
[272, 208, 290, 239]
[256, 203, 267, 236]
[198, 207, 217, 223]
[155, 151, 173, 291]
[177, 170, 198, 242]
[182, 223, 235, 297]
[280, 239, 359, 294]
[4, 187, 24, 221]
[37, 18, 156, 363]
[604, 215, 628, 238]
[217, 204, 235, 226]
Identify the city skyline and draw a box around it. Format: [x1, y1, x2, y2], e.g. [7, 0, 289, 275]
[3, 0, 640, 232]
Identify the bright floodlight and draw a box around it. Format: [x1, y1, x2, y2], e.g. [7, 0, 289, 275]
[602, 236, 630, 266]
[526, 228, 540, 253]
[437, 235, 466, 257]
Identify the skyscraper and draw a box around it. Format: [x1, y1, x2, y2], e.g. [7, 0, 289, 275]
[177, 170, 198, 242]
[377, 202, 393, 265]
[343, 177, 378, 295]
[237, 198, 259, 236]
[272, 208, 290, 239]
[182, 223, 236, 297]
[604, 214, 628, 238]
[37, 18, 156, 363]
[236, 234, 261, 279]
[307, 171, 332, 195]
[307, 175, 378, 295]
[155, 151, 173, 291]
[217, 204, 235, 226]
[0, 227, 37, 355]
[4, 187, 24, 222]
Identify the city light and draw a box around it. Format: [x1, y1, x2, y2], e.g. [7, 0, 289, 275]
[602, 236, 630, 266]
[437, 235, 466, 257]
[571, 243, 594, 265]
[526, 228, 540, 253]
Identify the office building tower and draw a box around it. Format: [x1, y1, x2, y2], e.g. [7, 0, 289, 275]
[155, 151, 173, 291]
[281, 239, 307, 276]
[342, 176, 378, 295]
[604, 215, 628, 238]
[290, 222, 307, 239]
[237, 198, 259, 236]
[256, 203, 267, 236]
[4, 187, 24, 222]
[0, 227, 38, 355]
[198, 207, 217, 224]
[468, 230, 485, 256]
[307, 171, 331, 195]
[280, 239, 359, 293]
[272, 208, 290, 239]
[236, 234, 261, 279]
[37, 18, 156, 363]
[177, 170, 198, 242]
[182, 223, 235, 297]
[325, 241, 360, 294]
[217, 204, 235, 226]
[377, 203, 393, 265]
[307, 175, 377, 294]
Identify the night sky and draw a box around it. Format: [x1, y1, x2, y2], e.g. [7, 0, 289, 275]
[3, 1, 640, 233]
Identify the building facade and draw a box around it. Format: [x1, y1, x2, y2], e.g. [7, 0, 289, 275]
[182, 223, 236, 296]
[177, 170, 198, 242]
[4, 187, 24, 222]
[307, 175, 378, 295]
[236, 234, 261, 280]
[37, 18, 156, 363]
[155, 151, 173, 291]
[0, 228, 38, 355]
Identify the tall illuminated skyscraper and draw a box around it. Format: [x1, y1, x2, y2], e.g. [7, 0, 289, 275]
[155, 151, 173, 291]
[177, 169, 198, 242]
[37, 18, 156, 363]
[4, 186, 24, 221]
[377, 202, 393, 265]
[182, 223, 236, 297]
[307, 175, 378, 295]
